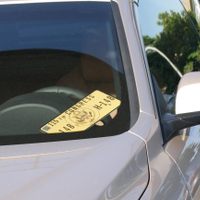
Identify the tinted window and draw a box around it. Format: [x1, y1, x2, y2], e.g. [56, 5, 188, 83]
[0, 2, 123, 70]
[0, 2, 131, 144]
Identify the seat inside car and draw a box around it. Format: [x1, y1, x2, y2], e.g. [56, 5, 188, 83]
[57, 55, 115, 95]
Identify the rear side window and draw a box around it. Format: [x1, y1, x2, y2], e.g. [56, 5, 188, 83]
[0, 2, 131, 144]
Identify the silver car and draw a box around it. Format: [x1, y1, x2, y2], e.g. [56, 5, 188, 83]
[0, 0, 199, 199]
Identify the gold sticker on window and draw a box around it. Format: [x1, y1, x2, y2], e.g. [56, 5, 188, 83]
[41, 90, 121, 134]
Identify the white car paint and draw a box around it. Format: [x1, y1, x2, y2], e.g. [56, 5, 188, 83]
[176, 72, 200, 114]
[0, 132, 148, 200]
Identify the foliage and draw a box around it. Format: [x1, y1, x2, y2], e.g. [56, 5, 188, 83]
[144, 11, 200, 93]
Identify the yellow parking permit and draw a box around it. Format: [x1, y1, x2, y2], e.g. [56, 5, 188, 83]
[41, 90, 121, 134]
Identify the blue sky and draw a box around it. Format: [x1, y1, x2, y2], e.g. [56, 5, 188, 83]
[138, 0, 183, 36]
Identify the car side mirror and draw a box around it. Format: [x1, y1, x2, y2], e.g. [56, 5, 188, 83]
[162, 72, 200, 143]
[176, 72, 200, 114]
[162, 111, 200, 142]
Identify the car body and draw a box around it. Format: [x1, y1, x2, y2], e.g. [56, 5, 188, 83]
[0, 0, 199, 199]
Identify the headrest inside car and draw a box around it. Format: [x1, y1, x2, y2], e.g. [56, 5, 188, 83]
[80, 55, 113, 82]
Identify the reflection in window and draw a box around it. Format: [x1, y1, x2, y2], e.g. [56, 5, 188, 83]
[138, 0, 200, 94]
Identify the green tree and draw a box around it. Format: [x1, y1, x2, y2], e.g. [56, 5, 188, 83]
[145, 11, 200, 93]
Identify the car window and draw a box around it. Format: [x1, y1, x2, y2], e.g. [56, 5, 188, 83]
[137, 0, 200, 114]
[0, 2, 133, 144]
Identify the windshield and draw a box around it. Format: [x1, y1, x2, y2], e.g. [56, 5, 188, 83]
[0, 2, 131, 144]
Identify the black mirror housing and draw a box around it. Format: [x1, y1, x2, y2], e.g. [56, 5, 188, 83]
[162, 111, 200, 143]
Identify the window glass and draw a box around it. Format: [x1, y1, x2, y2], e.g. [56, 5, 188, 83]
[0, 2, 131, 144]
[137, 0, 200, 113]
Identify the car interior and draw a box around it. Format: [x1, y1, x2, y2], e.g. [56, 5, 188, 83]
[0, 49, 126, 137]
